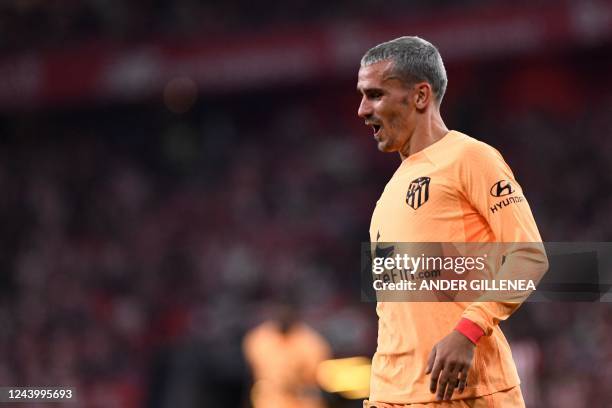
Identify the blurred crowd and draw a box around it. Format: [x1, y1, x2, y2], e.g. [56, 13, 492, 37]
[0, 92, 378, 407]
[0, 0, 559, 52]
[1, 4, 612, 406]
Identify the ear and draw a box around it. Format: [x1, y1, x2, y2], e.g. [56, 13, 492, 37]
[413, 82, 433, 110]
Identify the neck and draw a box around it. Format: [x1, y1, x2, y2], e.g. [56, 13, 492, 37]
[399, 107, 449, 161]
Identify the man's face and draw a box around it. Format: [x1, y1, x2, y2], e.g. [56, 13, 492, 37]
[357, 60, 416, 154]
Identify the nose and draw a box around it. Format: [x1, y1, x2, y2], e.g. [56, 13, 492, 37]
[358, 96, 372, 119]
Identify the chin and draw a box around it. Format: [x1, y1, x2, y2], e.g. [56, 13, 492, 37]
[377, 140, 395, 153]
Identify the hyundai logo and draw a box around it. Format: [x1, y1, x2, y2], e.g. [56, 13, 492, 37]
[490, 180, 515, 197]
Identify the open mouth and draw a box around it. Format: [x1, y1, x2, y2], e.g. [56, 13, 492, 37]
[372, 124, 381, 136]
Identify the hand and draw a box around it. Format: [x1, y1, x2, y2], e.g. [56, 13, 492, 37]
[425, 330, 475, 401]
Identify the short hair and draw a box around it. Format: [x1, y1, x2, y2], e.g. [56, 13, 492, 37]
[361, 36, 447, 105]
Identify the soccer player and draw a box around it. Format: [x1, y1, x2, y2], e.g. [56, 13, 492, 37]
[243, 300, 331, 408]
[356, 37, 548, 407]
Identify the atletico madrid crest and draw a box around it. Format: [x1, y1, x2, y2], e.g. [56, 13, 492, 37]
[406, 177, 430, 210]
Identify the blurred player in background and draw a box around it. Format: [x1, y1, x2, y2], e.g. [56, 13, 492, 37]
[356, 36, 548, 407]
[243, 298, 331, 408]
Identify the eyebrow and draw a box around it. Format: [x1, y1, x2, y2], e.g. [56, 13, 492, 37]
[356, 86, 384, 94]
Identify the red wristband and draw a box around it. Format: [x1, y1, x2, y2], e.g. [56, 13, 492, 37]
[455, 318, 485, 344]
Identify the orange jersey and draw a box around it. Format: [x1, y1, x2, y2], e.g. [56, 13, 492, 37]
[368, 131, 546, 404]
[243, 321, 331, 408]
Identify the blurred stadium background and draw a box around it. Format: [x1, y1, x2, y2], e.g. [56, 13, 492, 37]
[1, 0, 612, 407]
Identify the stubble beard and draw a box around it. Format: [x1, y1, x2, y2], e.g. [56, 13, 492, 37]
[376, 130, 401, 154]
